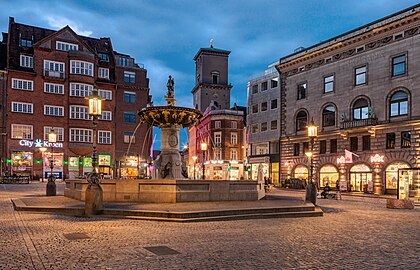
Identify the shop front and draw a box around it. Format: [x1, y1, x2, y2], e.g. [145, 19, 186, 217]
[68, 157, 80, 179]
[397, 168, 420, 201]
[319, 164, 339, 188]
[248, 156, 278, 183]
[385, 161, 410, 195]
[349, 164, 372, 192]
[119, 156, 139, 178]
[98, 154, 112, 177]
[43, 152, 64, 180]
[293, 164, 308, 182]
[11, 151, 33, 176]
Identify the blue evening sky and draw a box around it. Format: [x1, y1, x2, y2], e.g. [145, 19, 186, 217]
[0, 0, 418, 149]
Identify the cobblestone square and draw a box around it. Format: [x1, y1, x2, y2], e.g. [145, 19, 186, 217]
[1, 183, 419, 270]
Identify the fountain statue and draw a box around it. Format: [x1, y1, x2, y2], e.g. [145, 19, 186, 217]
[138, 76, 202, 179]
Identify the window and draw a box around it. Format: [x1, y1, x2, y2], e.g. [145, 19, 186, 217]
[230, 132, 237, 144]
[98, 53, 109, 62]
[320, 140, 327, 154]
[124, 112, 136, 123]
[296, 110, 308, 131]
[119, 57, 129, 67]
[271, 99, 278, 109]
[20, 37, 32, 47]
[12, 78, 33, 91]
[362, 135, 371, 151]
[271, 120, 277, 130]
[98, 131, 112, 144]
[98, 68, 109, 79]
[252, 104, 258, 114]
[303, 142, 309, 154]
[124, 91, 136, 103]
[293, 143, 300, 156]
[386, 133, 395, 149]
[44, 60, 65, 78]
[251, 124, 258, 133]
[214, 149, 222, 160]
[44, 127, 64, 141]
[230, 149, 238, 161]
[44, 83, 64, 94]
[70, 60, 93, 76]
[124, 132, 135, 143]
[11, 102, 33, 114]
[70, 128, 92, 143]
[215, 121, 221, 128]
[70, 83, 92, 97]
[271, 78, 278, 88]
[56, 41, 78, 51]
[261, 102, 268, 112]
[261, 81, 268, 91]
[20, 55, 33, 68]
[214, 132, 222, 147]
[11, 124, 32, 139]
[70, 105, 90, 120]
[44, 105, 64, 117]
[270, 142, 279, 154]
[390, 91, 408, 117]
[254, 143, 268, 155]
[252, 84, 258, 94]
[297, 83, 307, 100]
[330, 139, 337, 153]
[353, 98, 369, 120]
[124, 71, 135, 83]
[98, 89, 112, 100]
[355, 66, 367, 85]
[99, 111, 112, 121]
[324, 75, 334, 93]
[322, 105, 336, 127]
[231, 121, 237, 129]
[401, 131, 411, 148]
[261, 122, 268, 132]
[212, 72, 219, 84]
[392, 55, 406, 77]
[350, 137, 358, 152]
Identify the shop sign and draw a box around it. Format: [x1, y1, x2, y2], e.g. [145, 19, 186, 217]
[370, 154, 384, 164]
[19, 139, 63, 148]
[337, 156, 346, 164]
[99, 154, 111, 166]
[83, 157, 93, 168]
[69, 157, 79, 170]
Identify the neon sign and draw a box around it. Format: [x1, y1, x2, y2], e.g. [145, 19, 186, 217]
[19, 139, 63, 148]
[370, 154, 384, 163]
[337, 156, 346, 164]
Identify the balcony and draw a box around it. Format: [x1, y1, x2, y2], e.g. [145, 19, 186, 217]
[340, 118, 378, 129]
[44, 69, 65, 79]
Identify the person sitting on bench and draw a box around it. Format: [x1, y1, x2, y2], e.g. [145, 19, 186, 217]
[321, 182, 331, 199]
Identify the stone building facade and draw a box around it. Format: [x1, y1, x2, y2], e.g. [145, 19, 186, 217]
[277, 5, 420, 195]
[246, 62, 280, 183]
[0, 17, 151, 179]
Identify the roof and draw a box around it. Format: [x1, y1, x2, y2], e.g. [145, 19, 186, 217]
[193, 47, 231, 60]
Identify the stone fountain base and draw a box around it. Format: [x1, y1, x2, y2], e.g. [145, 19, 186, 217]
[64, 179, 265, 203]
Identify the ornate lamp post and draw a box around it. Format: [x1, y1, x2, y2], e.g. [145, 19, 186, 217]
[192, 155, 198, 180]
[84, 88, 104, 215]
[46, 129, 57, 196]
[200, 142, 207, 180]
[305, 118, 318, 205]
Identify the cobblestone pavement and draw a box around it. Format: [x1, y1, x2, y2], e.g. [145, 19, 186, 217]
[1, 183, 419, 270]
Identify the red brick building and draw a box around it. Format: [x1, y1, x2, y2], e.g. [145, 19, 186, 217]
[0, 18, 151, 179]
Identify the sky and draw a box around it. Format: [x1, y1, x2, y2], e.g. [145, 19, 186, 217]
[0, 0, 418, 149]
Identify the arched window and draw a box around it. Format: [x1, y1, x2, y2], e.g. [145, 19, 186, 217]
[296, 110, 308, 131]
[353, 98, 369, 120]
[390, 91, 408, 117]
[322, 105, 336, 127]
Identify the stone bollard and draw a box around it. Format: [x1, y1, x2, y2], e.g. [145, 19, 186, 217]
[386, 198, 414, 209]
[85, 183, 103, 216]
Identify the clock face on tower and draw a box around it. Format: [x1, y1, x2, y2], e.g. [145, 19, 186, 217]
[169, 134, 178, 147]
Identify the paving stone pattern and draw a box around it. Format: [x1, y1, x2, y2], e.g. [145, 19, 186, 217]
[1, 183, 419, 270]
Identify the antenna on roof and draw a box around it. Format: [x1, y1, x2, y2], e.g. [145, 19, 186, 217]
[210, 34, 214, 48]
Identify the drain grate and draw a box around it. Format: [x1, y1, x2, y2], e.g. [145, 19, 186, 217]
[144, 246, 180, 256]
[63, 233, 90, 240]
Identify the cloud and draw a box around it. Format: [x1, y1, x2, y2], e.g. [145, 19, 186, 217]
[44, 15, 93, 36]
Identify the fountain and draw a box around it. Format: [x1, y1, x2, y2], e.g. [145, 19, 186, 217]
[138, 75, 202, 179]
[65, 76, 264, 203]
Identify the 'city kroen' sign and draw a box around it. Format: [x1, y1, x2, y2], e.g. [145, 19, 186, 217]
[19, 139, 63, 148]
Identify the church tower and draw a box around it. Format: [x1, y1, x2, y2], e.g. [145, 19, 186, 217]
[192, 44, 232, 112]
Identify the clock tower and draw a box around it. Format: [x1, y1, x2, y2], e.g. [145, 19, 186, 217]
[192, 46, 232, 112]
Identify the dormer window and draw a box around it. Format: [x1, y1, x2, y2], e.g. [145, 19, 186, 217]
[119, 57, 129, 67]
[56, 41, 78, 51]
[19, 34, 33, 47]
[211, 71, 220, 84]
[98, 53, 109, 62]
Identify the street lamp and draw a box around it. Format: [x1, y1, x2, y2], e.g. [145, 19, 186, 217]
[306, 118, 318, 205]
[192, 155, 198, 180]
[39, 147, 47, 182]
[46, 129, 57, 196]
[84, 87, 104, 215]
[200, 142, 207, 180]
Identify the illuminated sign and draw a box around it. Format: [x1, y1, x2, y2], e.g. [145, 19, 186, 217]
[370, 154, 384, 164]
[19, 139, 63, 148]
[337, 156, 346, 164]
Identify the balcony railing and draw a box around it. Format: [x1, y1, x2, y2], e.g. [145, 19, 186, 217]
[340, 118, 378, 129]
[44, 69, 65, 79]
